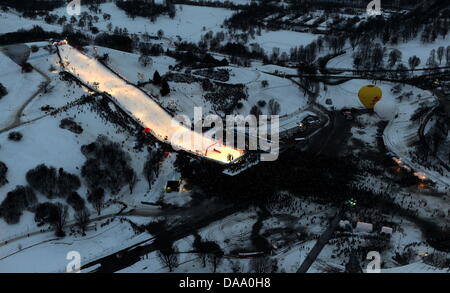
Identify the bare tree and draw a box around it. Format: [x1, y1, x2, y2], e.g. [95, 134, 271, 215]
[157, 245, 179, 272]
[427, 49, 437, 68]
[446, 46, 450, 65]
[87, 187, 104, 216]
[437, 46, 445, 65]
[250, 105, 262, 119]
[193, 235, 223, 272]
[125, 169, 137, 194]
[207, 250, 224, 273]
[143, 157, 154, 191]
[157, 29, 164, 39]
[249, 255, 277, 273]
[388, 49, 402, 68]
[53, 203, 68, 237]
[139, 54, 152, 67]
[408, 55, 421, 72]
[268, 99, 280, 115]
[75, 208, 90, 235]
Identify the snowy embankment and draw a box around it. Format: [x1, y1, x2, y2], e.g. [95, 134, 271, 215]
[383, 94, 450, 186]
[57, 44, 244, 164]
[382, 262, 450, 273]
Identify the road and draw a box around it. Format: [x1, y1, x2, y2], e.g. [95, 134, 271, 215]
[320, 54, 450, 187]
[297, 207, 343, 273]
[0, 204, 164, 259]
[81, 200, 246, 272]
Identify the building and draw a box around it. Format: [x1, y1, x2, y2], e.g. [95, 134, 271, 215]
[355, 222, 373, 233]
[165, 180, 180, 192]
[380, 226, 393, 236]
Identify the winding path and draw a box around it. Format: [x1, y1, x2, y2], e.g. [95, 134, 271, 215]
[0, 66, 50, 134]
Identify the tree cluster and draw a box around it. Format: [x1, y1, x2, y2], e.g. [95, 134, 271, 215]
[115, 0, 175, 21]
[0, 185, 37, 224]
[34, 202, 68, 237]
[26, 164, 81, 199]
[0, 161, 8, 187]
[0, 83, 7, 98]
[193, 235, 224, 272]
[81, 136, 135, 195]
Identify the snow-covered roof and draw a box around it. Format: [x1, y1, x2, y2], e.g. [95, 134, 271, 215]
[355, 222, 373, 232]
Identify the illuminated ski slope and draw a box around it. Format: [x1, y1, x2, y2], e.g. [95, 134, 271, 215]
[58, 44, 244, 164]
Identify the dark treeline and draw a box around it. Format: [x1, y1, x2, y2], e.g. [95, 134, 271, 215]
[0, 25, 138, 53]
[168, 42, 228, 67]
[94, 33, 133, 52]
[224, 0, 449, 53]
[0, 26, 60, 45]
[0, 0, 65, 16]
[172, 0, 247, 9]
[224, 2, 279, 31]
[174, 148, 360, 204]
[0, 26, 89, 46]
[348, 0, 450, 45]
[286, 0, 420, 11]
[115, 0, 176, 20]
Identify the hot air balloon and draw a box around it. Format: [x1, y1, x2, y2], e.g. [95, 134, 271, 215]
[358, 85, 382, 109]
[374, 97, 397, 121]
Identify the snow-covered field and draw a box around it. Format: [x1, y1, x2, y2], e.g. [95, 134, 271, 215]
[328, 35, 450, 70]
[0, 92, 181, 272]
[52, 3, 234, 43]
[85, 46, 176, 84]
[251, 30, 318, 54]
[0, 101, 147, 232]
[1, 2, 449, 274]
[22, 46, 88, 120]
[0, 52, 44, 129]
[0, 219, 148, 273]
[0, 10, 61, 34]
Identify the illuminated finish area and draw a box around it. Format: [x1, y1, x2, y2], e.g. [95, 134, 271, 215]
[58, 44, 244, 164]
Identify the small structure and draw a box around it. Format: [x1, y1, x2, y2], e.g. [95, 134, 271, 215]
[339, 220, 351, 230]
[380, 226, 393, 236]
[341, 109, 354, 120]
[238, 252, 264, 259]
[165, 180, 180, 193]
[355, 222, 373, 233]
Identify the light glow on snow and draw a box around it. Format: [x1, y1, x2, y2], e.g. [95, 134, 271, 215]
[58, 44, 244, 164]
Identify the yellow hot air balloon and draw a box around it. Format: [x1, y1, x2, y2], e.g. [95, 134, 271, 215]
[358, 85, 382, 109]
